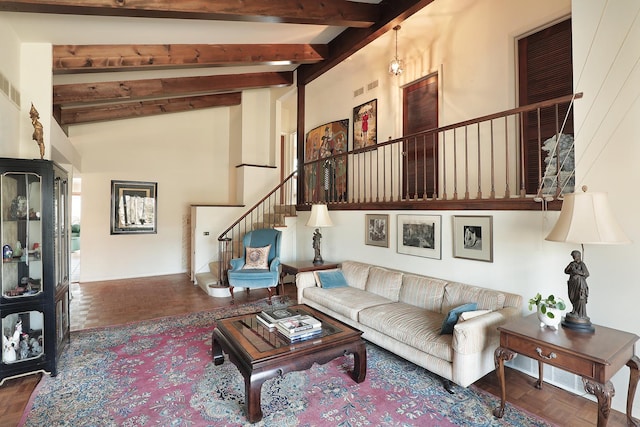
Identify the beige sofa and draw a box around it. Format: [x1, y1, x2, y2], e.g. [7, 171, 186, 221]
[296, 260, 522, 388]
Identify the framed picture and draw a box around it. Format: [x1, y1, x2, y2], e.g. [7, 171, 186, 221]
[397, 215, 441, 259]
[353, 99, 377, 150]
[303, 119, 349, 202]
[110, 180, 157, 235]
[452, 215, 493, 262]
[365, 214, 389, 247]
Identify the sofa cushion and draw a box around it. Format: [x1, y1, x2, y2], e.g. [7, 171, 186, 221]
[442, 282, 505, 313]
[399, 274, 447, 312]
[302, 286, 391, 321]
[440, 303, 478, 334]
[365, 267, 403, 301]
[315, 270, 349, 289]
[340, 261, 371, 290]
[359, 302, 454, 362]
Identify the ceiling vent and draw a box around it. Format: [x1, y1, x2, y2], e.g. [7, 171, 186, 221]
[353, 87, 364, 97]
[367, 80, 379, 91]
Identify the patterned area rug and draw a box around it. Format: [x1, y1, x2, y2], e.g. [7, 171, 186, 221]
[20, 300, 554, 426]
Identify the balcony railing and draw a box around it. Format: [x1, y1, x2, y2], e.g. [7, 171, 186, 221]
[301, 93, 582, 210]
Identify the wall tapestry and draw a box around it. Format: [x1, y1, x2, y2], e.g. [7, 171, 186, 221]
[352, 99, 377, 150]
[304, 119, 349, 202]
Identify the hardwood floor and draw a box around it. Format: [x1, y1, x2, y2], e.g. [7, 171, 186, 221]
[0, 273, 631, 426]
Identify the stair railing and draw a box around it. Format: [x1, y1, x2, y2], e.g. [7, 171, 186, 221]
[217, 171, 297, 285]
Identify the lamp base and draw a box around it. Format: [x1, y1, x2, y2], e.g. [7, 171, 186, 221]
[312, 256, 324, 265]
[562, 315, 595, 333]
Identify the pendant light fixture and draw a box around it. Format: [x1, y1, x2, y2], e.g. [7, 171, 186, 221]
[389, 25, 404, 76]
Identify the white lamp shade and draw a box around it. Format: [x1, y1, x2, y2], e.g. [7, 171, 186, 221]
[545, 190, 630, 244]
[306, 204, 333, 228]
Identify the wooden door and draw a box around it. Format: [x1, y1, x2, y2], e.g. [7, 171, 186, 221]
[402, 74, 438, 199]
[519, 19, 573, 194]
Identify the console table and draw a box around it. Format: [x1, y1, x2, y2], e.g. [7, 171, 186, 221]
[493, 314, 639, 427]
[279, 261, 339, 295]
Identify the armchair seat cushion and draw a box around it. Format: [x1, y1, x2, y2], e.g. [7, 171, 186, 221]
[229, 268, 273, 280]
[227, 269, 278, 288]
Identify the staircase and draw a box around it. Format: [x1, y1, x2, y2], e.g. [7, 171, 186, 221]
[252, 204, 297, 229]
[195, 261, 225, 297]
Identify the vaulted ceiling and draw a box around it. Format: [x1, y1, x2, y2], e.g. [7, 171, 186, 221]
[0, 0, 434, 130]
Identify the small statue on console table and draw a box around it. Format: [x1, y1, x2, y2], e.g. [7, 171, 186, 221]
[562, 250, 594, 332]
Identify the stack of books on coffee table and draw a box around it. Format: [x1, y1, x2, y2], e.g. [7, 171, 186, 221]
[256, 308, 322, 342]
[256, 308, 301, 329]
[275, 315, 322, 342]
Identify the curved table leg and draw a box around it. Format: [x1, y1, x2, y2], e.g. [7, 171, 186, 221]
[212, 331, 224, 365]
[493, 347, 517, 418]
[627, 356, 640, 426]
[246, 373, 268, 423]
[350, 340, 367, 383]
[583, 378, 615, 427]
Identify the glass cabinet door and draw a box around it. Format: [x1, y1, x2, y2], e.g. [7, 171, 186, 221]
[2, 310, 44, 364]
[1, 172, 43, 299]
[53, 175, 69, 289]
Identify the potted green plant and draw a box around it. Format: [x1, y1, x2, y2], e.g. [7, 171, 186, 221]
[528, 293, 566, 329]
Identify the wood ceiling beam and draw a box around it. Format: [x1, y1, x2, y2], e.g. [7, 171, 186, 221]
[298, 0, 435, 84]
[53, 44, 328, 74]
[58, 92, 242, 125]
[53, 71, 293, 105]
[0, 0, 378, 27]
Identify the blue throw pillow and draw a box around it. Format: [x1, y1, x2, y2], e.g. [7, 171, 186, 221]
[440, 303, 478, 335]
[316, 270, 349, 289]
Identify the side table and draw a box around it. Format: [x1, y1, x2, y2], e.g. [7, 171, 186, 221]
[279, 261, 339, 295]
[493, 314, 639, 427]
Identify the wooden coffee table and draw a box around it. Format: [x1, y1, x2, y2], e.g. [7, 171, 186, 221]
[212, 304, 366, 423]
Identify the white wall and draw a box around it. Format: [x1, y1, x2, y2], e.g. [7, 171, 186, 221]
[300, 0, 639, 417]
[69, 107, 233, 281]
[571, 1, 640, 330]
[0, 18, 23, 158]
[241, 89, 273, 165]
[297, 209, 565, 296]
[20, 44, 52, 160]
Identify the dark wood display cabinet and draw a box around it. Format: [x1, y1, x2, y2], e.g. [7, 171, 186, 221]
[0, 158, 70, 384]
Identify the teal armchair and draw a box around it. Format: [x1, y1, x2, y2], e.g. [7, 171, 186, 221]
[227, 228, 282, 304]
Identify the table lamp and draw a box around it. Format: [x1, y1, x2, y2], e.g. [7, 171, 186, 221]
[306, 204, 333, 265]
[545, 186, 630, 332]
